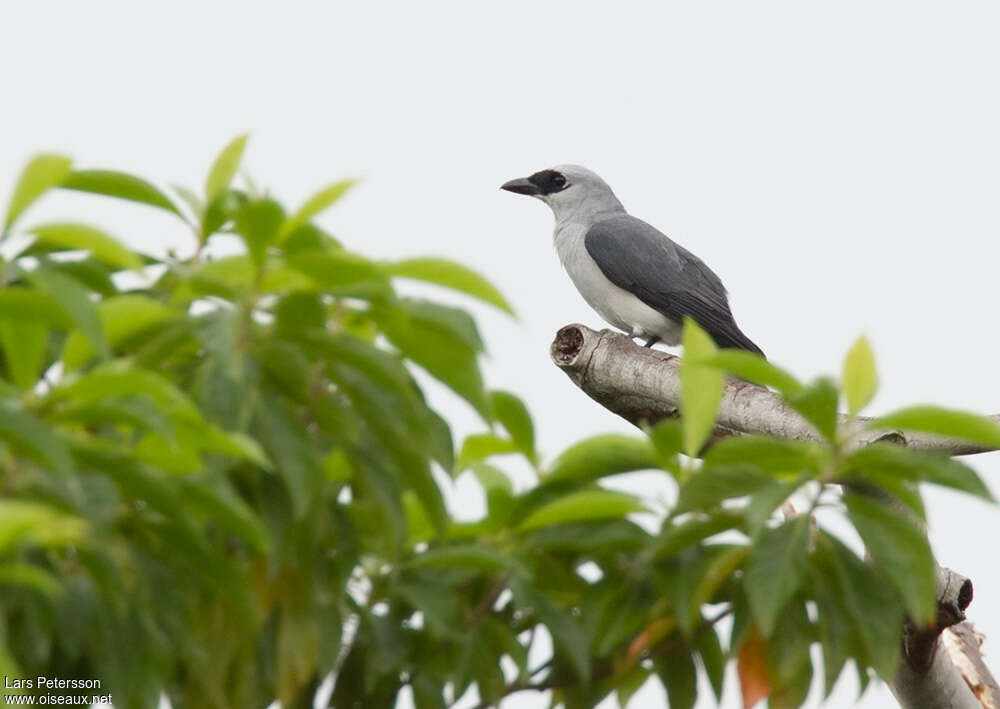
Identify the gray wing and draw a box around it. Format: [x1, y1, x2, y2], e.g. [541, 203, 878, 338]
[585, 214, 764, 356]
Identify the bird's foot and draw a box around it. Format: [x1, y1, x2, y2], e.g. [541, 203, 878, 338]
[643, 336, 661, 348]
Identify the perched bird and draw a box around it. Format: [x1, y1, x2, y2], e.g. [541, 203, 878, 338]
[501, 165, 764, 357]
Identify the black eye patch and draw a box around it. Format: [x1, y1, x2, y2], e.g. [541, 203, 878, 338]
[528, 170, 569, 195]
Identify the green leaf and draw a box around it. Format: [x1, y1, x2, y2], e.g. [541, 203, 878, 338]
[406, 457, 449, 537]
[490, 390, 535, 460]
[276, 598, 321, 705]
[186, 254, 313, 297]
[647, 419, 684, 472]
[425, 409, 455, 473]
[286, 249, 389, 295]
[172, 183, 204, 217]
[811, 578, 851, 695]
[4, 154, 72, 231]
[302, 329, 420, 398]
[201, 187, 248, 237]
[681, 545, 748, 631]
[219, 471, 280, 542]
[470, 620, 515, 703]
[0, 562, 62, 596]
[517, 489, 645, 531]
[178, 477, 270, 553]
[745, 516, 810, 635]
[0, 379, 27, 402]
[656, 641, 697, 709]
[51, 360, 202, 420]
[457, 433, 518, 469]
[680, 318, 724, 456]
[0, 500, 87, 551]
[845, 493, 936, 624]
[704, 436, 828, 480]
[787, 377, 839, 441]
[60, 169, 183, 217]
[43, 256, 119, 296]
[862, 474, 927, 522]
[134, 432, 202, 473]
[405, 543, 513, 573]
[615, 666, 651, 709]
[282, 222, 342, 254]
[411, 673, 446, 709]
[811, 532, 902, 680]
[767, 598, 814, 703]
[26, 267, 107, 357]
[378, 299, 489, 418]
[674, 464, 772, 514]
[471, 463, 514, 523]
[810, 544, 854, 696]
[0, 289, 69, 326]
[205, 134, 249, 202]
[280, 178, 355, 239]
[197, 427, 272, 469]
[467, 463, 512, 494]
[383, 257, 515, 314]
[696, 625, 726, 702]
[0, 405, 72, 476]
[393, 572, 462, 639]
[840, 443, 994, 502]
[655, 512, 743, 559]
[522, 519, 650, 554]
[0, 321, 47, 390]
[253, 390, 323, 517]
[62, 294, 174, 369]
[870, 405, 1000, 448]
[52, 395, 173, 439]
[511, 577, 591, 682]
[545, 434, 657, 484]
[351, 459, 406, 554]
[842, 335, 877, 415]
[323, 449, 354, 482]
[700, 349, 802, 395]
[234, 198, 285, 267]
[273, 292, 326, 336]
[28, 223, 142, 270]
[745, 479, 805, 535]
[404, 489, 436, 545]
[387, 297, 482, 350]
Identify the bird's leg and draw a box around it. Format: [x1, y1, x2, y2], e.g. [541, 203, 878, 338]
[643, 336, 660, 348]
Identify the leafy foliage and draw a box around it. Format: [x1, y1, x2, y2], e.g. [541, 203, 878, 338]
[0, 142, 993, 709]
[680, 317, 724, 456]
[842, 335, 877, 415]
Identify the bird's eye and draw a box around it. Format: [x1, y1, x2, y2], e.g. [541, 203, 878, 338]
[552, 173, 566, 187]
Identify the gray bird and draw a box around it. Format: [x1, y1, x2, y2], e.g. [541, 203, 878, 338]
[501, 165, 764, 357]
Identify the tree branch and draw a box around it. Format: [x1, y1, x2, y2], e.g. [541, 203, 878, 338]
[550, 324, 999, 455]
[944, 622, 1000, 706]
[550, 323, 1000, 708]
[890, 568, 981, 708]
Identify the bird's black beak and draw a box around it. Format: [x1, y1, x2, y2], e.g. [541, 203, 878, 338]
[500, 177, 541, 196]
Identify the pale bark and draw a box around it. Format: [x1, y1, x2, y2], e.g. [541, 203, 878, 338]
[945, 622, 1000, 706]
[550, 324, 1000, 456]
[549, 324, 1000, 708]
[890, 569, 980, 708]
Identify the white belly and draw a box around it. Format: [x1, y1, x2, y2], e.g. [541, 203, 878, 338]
[554, 223, 682, 345]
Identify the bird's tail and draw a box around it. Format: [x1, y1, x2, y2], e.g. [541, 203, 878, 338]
[714, 328, 766, 359]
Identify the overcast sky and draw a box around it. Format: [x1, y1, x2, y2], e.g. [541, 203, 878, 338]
[3, 2, 999, 708]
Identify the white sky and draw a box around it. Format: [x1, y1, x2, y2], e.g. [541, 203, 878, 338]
[3, 2, 999, 708]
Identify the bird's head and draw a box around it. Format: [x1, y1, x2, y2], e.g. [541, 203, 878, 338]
[501, 165, 623, 221]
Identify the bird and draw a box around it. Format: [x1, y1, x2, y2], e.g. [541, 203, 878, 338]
[501, 165, 764, 357]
